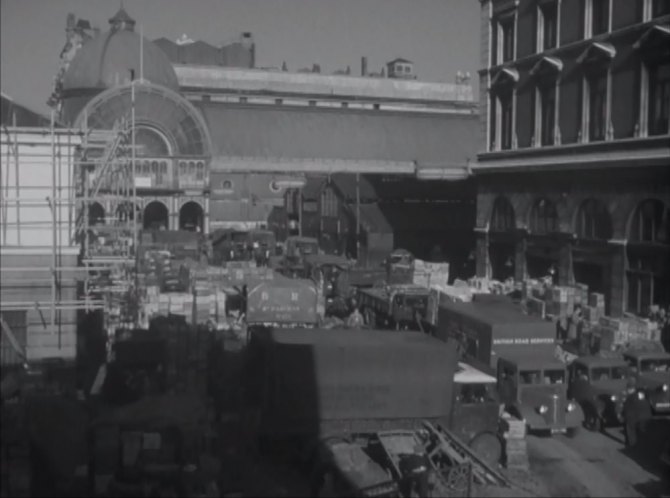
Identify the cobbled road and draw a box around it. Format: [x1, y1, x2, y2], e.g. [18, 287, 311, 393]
[527, 421, 670, 498]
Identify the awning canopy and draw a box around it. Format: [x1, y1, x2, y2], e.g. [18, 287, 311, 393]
[530, 56, 564, 77]
[576, 42, 616, 65]
[489, 67, 520, 88]
[633, 24, 670, 50]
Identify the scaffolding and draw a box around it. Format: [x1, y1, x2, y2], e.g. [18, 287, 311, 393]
[0, 95, 141, 365]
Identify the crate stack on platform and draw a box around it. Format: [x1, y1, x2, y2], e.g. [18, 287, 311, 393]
[500, 411, 528, 472]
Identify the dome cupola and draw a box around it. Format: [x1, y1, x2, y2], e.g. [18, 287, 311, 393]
[60, 7, 179, 124]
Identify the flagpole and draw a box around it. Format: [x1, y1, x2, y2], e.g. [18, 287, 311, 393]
[140, 25, 144, 81]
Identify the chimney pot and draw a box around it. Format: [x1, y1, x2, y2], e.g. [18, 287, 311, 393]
[361, 56, 368, 77]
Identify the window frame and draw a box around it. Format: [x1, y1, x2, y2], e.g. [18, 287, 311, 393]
[584, 0, 612, 38]
[530, 197, 559, 235]
[535, 76, 558, 146]
[647, 60, 670, 136]
[582, 67, 611, 143]
[537, 0, 560, 52]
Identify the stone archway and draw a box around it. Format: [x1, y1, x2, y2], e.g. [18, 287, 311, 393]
[143, 201, 169, 230]
[179, 201, 204, 232]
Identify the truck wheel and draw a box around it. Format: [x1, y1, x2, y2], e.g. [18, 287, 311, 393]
[469, 433, 502, 467]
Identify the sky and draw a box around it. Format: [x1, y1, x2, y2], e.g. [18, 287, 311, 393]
[1, 0, 480, 116]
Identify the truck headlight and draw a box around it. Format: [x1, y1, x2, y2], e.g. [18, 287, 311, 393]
[662, 384, 668, 393]
[538, 405, 549, 414]
[567, 402, 576, 412]
[637, 391, 646, 400]
[610, 395, 618, 402]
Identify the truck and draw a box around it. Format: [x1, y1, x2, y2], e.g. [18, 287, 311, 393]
[497, 348, 584, 436]
[620, 348, 670, 446]
[358, 284, 430, 331]
[429, 295, 556, 374]
[245, 277, 321, 328]
[303, 254, 354, 318]
[567, 355, 630, 432]
[244, 327, 510, 497]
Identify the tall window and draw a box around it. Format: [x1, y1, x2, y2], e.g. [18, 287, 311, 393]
[321, 186, 338, 217]
[653, 0, 670, 17]
[500, 89, 514, 150]
[576, 199, 612, 240]
[649, 62, 670, 136]
[591, 0, 610, 36]
[530, 198, 558, 234]
[630, 199, 669, 243]
[491, 196, 515, 231]
[538, 79, 556, 146]
[501, 17, 515, 62]
[538, 2, 558, 51]
[587, 70, 608, 141]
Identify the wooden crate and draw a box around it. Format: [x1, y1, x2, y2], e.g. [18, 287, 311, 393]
[505, 438, 529, 471]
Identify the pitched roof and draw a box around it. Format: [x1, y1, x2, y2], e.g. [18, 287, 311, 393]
[196, 102, 478, 166]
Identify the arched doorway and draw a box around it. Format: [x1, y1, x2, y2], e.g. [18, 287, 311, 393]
[89, 202, 105, 225]
[526, 197, 560, 282]
[143, 201, 169, 230]
[626, 199, 670, 314]
[488, 196, 516, 281]
[572, 199, 612, 307]
[179, 201, 204, 232]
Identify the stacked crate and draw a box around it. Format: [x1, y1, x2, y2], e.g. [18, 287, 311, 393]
[500, 412, 529, 472]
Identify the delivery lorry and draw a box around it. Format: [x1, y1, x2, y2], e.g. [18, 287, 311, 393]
[245, 277, 321, 328]
[430, 296, 556, 374]
[244, 327, 510, 497]
[358, 284, 429, 331]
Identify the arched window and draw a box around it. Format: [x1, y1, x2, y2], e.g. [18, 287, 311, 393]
[321, 186, 338, 217]
[222, 180, 233, 190]
[530, 198, 558, 234]
[179, 161, 187, 175]
[490, 196, 515, 232]
[134, 126, 171, 157]
[629, 199, 669, 243]
[196, 161, 204, 181]
[576, 199, 612, 240]
[188, 161, 196, 175]
[142, 160, 150, 174]
[151, 161, 159, 174]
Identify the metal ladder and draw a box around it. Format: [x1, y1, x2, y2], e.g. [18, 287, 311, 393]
[422, 421, 510, 487]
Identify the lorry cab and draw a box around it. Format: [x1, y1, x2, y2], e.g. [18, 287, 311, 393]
[286, 236, 320, 260]
[390, 285, 429, 329]
[567, 356, 629, 431]
[451, 362, 502, 467]
[621, 349, 670, 418]
[497, 354, 583, 435]
[248, 229, 277, 265]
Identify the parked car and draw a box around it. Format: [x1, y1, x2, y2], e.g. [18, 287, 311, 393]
[497, 353, 583, 436]
[567, 356, 630, 431]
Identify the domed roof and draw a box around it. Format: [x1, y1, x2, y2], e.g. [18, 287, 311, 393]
[62, 8, 179, 93]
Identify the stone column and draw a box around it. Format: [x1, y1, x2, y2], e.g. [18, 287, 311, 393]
[474, 228, 489, 279]
[514, 230, 527, 282]
[557, 234, 574, 287]
[203, 194, 210, 235]
[170, 196, 179, 230]
[607, 240, 627, 318]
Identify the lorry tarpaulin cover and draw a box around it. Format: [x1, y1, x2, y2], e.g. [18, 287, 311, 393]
[436, 299, 555, 370]
[253, 328, 457, 435]
[247, 279, 319, 324]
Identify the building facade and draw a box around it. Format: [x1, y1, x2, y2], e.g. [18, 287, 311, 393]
[475, 0, 670, 317]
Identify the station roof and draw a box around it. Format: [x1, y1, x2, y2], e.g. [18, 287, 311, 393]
[197, 102, 479, 166]
[174, 64, 474, 103]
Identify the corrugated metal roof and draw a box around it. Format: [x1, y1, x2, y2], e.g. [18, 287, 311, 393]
[197, 102, 478, 165]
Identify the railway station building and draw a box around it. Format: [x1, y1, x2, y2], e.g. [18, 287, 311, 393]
[474, 0, 670, 317]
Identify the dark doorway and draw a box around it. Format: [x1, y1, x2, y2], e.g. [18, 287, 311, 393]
[88, 202, 105, 225]
[489, 242, 515, 281]
[179, 201, 204, 232]
[143, 201, 169, 230]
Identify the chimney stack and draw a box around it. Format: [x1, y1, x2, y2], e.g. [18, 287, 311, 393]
[361, 56, 368, 77]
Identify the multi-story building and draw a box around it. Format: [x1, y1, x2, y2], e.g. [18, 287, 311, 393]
[474, 0, 670, 317]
